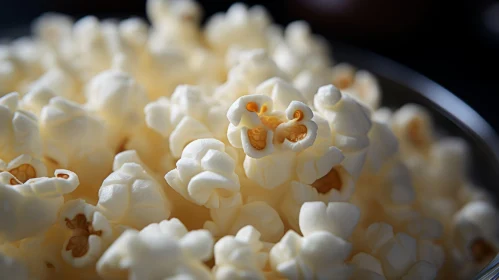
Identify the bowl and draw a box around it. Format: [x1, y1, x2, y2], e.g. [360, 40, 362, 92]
[332, 41, 499, 280]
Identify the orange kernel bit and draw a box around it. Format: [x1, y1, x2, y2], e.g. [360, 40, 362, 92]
[312, 167, 342, 194]
[9, 164, 37, 184]
[65, 214, 103, 258]
[247, 127, 268, 150]
[246, 102, 259, 112]
[57, 173, 70, 179]
[293, 110, 304, 121]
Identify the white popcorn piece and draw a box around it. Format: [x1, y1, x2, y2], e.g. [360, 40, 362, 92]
[213, 226, 268, 280]
[270, 231, 353, 280]
[293, 63, 331, 103]
[314, 85, 372, 177]
[169, 116, 214, 158]
[0, 169, 79, 242]
[60, 199, 113, 268]
[331, 64, 381, 110]
[40, 97, 113, 194]
[216, 49, 288, 102]
[299, 201, 360, 238]
[0, 92, 42, 162]
[32, 13, 73, 53]
[204, 200, 284, 243]
[366, 120, 399, 171]
[119, 17, 149, 53]
[97, 161, 172, 229]
[255, 77, 307, 111]
[405, 217, 443, 240]
[29, 55, 83, 103]
[0, 47, 23, 95]
[165, 138, 241, 208]
[391, 104, 434, 156]
[281, 165, 355, 231]
[452, 201, 499, 264]
[20, 85, 55, 117]
[270, 202, 360, 280]
[85, 68, 149, 149]
[243, 151, 296, 189]
[97, 218, 213, 280]
[205, 3, 271, 54]
[227, 95, 318, 158]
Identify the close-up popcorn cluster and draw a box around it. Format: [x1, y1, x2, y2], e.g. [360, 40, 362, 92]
[0, 0, 498, 279]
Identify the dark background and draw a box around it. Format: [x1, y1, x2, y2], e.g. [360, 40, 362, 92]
[1, 0, 498, 131]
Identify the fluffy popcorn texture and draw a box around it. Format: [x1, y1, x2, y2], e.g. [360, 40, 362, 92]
[0, 92, 42, 162]
[85, 67, 149, 150]
[59, 199, 113, 268]
[270, 202, 360, 280]
[97, 159, 172, 229]
[40, 97, 114, 198]
[213, 226, 268, 280]
[314, 85, 372, 178]
[0, 1, 496, 278]
[0, 169, 79, 242]
[96, 218, 213, 280]
[165, 138, 241, 208]
[204, 200, 284, 243]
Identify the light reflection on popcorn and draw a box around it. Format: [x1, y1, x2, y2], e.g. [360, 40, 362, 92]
[0, 0, 495, 279]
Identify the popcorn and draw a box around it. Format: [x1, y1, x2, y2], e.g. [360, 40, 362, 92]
[59, 199, 113, 268]
[243, 151, 296, 189]
[32, 13, 73, 54]
[40, 97, 113, 197]
[227, 95, 318, 158]
[215, 49, 288, 102]
[255, 77, 307, 111]
[270, 202, 360, 280]
[452, 201, 499, 265]
[391, 104, 434, 157]
[85, 67, 149, 149]
[272, 21, 330, 80]
[0, 169, 79, 242]
[0, 251, 29, 280]
[365, 119, 399, 171]
[205, 3, 271, 54]
[213, 226, 268, 280]
[0, 154, 47, 183]
[97, 159, 172, 229]
[96, 218, 213, 280]
[0, 92, 42, 162]
[0, 46, 23, 95]
[204, 200, 284, 243]
[314, 85, 372, 178]
[165, 138, 241, 208]
[20, 86, 55, 117]
[331, 63, 381, 110]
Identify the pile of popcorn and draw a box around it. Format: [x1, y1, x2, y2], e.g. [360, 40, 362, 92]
[1, 0, 498, 279]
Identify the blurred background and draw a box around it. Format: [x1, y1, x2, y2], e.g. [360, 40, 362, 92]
[0, 0, 498, 130]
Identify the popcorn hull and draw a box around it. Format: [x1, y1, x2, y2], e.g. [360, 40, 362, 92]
[334, 42, 499, 280]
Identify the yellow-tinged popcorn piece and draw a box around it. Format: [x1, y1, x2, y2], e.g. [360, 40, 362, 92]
[165, 138, 241, 209]
[270, 202, 360, 280]
[365, 119, 399, 172]
[40, 96, 113, 197]
[59, 199, 113, 268]
[452, 201, 499, 267]
[293, 63, 331, 104]
[0, 92, 42, 162]
[227, 95, 318, 158]
[96, 218, 213, 280]
[0, 169, 78, 242]
[391, 104, 434, 157]
[28, 55, 83, 103]
[243, 151, 296, 189]
[331, 63, 381, 110]
[205, 3, 271, 54]
[314, 85, 372, 178]
[204, 200, 284, 243]
[213, 226, 268, 280]
[0, 46, 24, 95]
[85, 67, 149, 149]
[0, 154, 47, 183]
[215, 49, 288, 103]
[97, 161, 172, 229]
[255, 77, 307, 111]
[350, 252, 386, 280]
[20, 86, 56, 118]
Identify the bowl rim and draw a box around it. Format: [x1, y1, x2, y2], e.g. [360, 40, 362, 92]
[332, 41, 499, 170]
